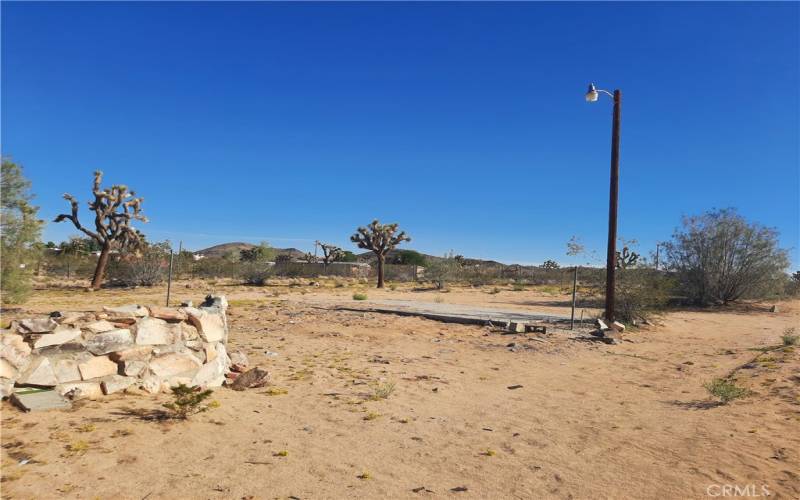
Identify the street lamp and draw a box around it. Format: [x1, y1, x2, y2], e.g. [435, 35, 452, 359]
[585, 83, 621, 323]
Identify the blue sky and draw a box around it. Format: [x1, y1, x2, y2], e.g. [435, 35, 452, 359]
[2, 2, 798, 267]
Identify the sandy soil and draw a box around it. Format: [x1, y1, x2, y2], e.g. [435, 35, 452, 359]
[1, 279, 798, 499]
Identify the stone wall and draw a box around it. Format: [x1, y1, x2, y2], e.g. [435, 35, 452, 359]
[0, 295, 231, 403]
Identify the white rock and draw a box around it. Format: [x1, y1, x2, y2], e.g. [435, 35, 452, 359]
[78, 355, 118, 380]
[84, 320, 116, 334]
[103, 304, 149, 317]
[119, 360, 144, 377]
[1, 358, 19, 379]
[140, 375, 161, 394]
[85, 329, 133, 355]
[58, 381, 103, 400]
[19, 318, 58, 333]
[191, 355, 226, 388]
[184, 308, 226, 343]
[32, 326, 82, 349]
[1, 334, 32, 372]
[148, 352, 202, 379]
[101, 375, 137, 395]
[135, 317, 176, 345]
[17, 357, 58, 387]
[1, 378, 14, 399]
[53, 358, 83, 383]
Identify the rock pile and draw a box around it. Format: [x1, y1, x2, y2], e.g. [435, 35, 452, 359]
[1, 295, 232, 407]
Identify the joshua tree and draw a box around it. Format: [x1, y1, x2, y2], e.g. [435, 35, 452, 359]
[54, 171, 147, 289]
[350, 220, 410, 288]
[303, 252, 317, 264]
[540, 259, 560, 270]
[615, 246, 640, 269]
[316, 241, 343, 268]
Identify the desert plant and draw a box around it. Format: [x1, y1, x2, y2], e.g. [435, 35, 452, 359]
[369, 381, 396, 400]
[352, 292, 368, 300]
[316, 242, 343, 267]
[613, 268, 675, 323]
[54, 171, 147, 289]
[240, 242, 275, 262]
[107, 241, 170, 286]
[240, 261, 274, 285]
[704, 378, 749, 404]
[615, 247, 640, 269]
[540, 260, 560, 270]
[424, 251, 463, 289]
[1, 158, 43, 303]
[162, 384, 214, 419]
[302, 252, 317, 263]
[350, 220, 410, 288]
[393, 249, 426, 266]
[663, 209, 790, 305]
[782, 328, 798, 346]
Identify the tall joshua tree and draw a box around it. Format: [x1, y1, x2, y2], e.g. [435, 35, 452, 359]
[350, 220, 410, 288]
[54, 171, 147, 289]
[316, 241, 343, 268]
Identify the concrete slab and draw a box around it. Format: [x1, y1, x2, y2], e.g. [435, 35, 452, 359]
[10, 388, 72, 412]
[335, 299, 571, 327]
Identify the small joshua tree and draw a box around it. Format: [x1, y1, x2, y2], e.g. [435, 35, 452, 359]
[303, 252, 317, 264]
[350, 220, 410, 288]
[616, 246, 640, 269]
[54, 171, 147, 289]
[163, 384, 215, 419]
[540, 259, 560, 270]
[316, 241, 343, 268]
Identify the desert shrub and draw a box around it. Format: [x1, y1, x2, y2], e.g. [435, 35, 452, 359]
[240, 242, 275, 262]
[704, 378, 749, 404]
[511, 283, 526, 292]
[613, 268, 676, 323]
[163, 384, 215, 419]
[540, 260, 560, 270]
[424, 252, 463, 289]
[240, 261, 273, 285]
[338, 250, 358, 263]
[663, 209, 790, 305]
[782, 328, 798, 346]
[393, 250, 426, 266]
[353, 292, 367, 300]
[369, 381, 396, 400]
[786, 271, 800, 297]
[107, 243, 170, 286]
[1, 158, 42, 303]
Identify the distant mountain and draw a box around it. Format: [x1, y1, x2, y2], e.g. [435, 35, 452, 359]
[197, 242, 508, 267]
[195, 242, 305, 259]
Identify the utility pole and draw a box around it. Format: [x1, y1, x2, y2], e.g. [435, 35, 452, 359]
[605, 89, 621, 322]
[570, 265, 578, 329]
[166, 249, 174, 307]
[586, 84, 622, 323]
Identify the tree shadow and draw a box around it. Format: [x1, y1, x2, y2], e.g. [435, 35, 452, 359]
[110, 406, 174, 422]
[665, 399, 724, 410]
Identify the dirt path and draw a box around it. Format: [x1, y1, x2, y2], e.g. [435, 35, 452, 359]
[1, 283, 798, 499]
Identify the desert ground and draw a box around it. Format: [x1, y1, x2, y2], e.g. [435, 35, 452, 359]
[1, 279, 798, 499]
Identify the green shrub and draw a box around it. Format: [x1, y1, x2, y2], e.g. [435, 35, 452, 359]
[782, 328, 798, 346]
[163, 384, 215, 419]
[704, 378, 749, 404]
[352, 292, 368, 300]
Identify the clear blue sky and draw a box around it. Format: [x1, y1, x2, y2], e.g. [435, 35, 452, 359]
[2, 2, 798, 267]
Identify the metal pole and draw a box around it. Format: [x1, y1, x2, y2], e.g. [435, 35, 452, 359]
[166, 249, 174, 307]
[570, 265, 578, 330]
[654, 243, 660, 270]
[604, 89, 621, 322]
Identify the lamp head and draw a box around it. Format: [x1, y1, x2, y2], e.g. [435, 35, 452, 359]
[585, 83, 599, 103]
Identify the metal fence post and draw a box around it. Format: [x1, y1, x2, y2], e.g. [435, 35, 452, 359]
[166, 249, 174, 307]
